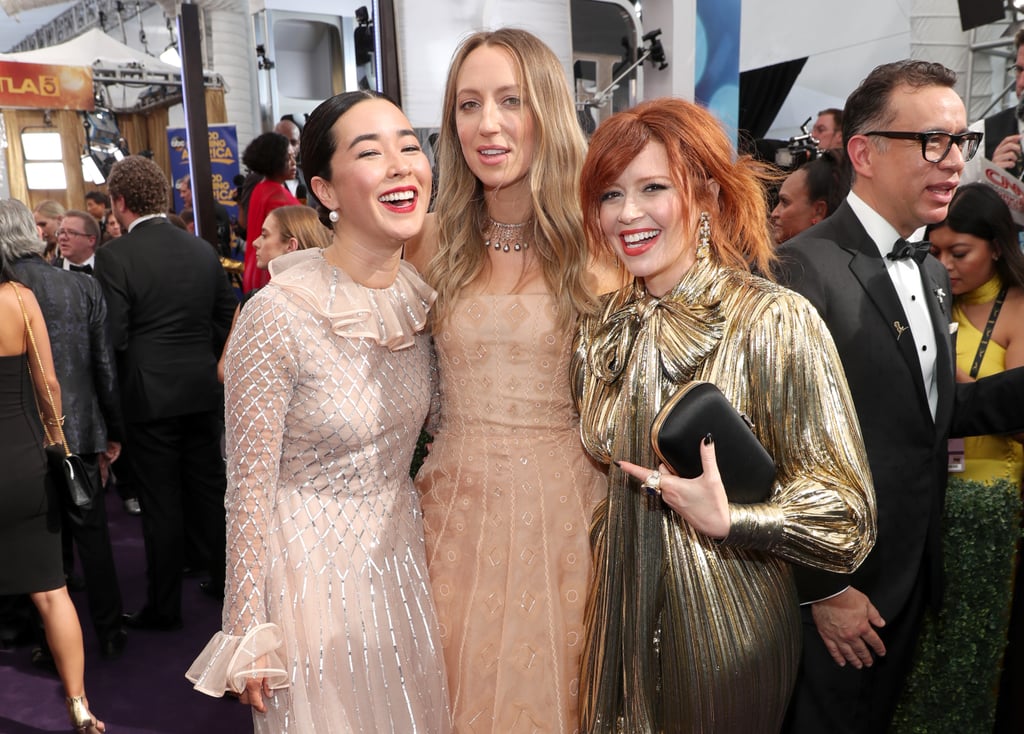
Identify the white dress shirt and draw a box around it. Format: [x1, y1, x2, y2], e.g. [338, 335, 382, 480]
[848, 191, 938, 419]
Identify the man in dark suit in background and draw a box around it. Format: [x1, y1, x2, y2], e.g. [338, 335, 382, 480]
[967, 28, 1024, 177]
[8, 207, 127, 660]
[53, 210, 99, 274]
[777, 60, 1024, 733]
[96, 156, 236, 630]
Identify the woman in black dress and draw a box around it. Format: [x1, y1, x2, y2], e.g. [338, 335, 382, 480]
[0, 198, 104, 733]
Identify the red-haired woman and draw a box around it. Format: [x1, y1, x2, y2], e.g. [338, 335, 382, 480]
[571, 98, 877, 733]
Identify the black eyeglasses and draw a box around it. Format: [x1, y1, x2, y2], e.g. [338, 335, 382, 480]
[862, 130, 982, 164]
[55, 228, 93, 239]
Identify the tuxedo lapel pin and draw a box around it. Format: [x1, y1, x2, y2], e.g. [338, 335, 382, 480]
[934, 287, 946, 306]
[893, 320, 909, 340]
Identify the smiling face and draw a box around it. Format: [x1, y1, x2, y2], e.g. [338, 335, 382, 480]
[928, 224, 1000, 296]
[850, 84, 966, 237]
[454, 44, 537, 202]
[310, 98, 432, 250]
[253, 210, 296, 269]
[598, 140, 697, 296]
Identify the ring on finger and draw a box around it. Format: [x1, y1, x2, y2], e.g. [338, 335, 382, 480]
[641, 470, 662, 497]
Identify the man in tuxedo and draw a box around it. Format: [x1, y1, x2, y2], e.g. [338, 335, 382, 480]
[96, 156, 237, 630]
[54, 210, 99, 273]
[777, 60, 1024, 733]
[9, 214, 127, 660]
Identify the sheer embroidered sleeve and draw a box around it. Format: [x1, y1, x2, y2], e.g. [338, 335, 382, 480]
[187, 288, 295, 695]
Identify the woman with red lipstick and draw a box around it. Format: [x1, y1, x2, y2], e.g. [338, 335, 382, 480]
[572, 98, 876, 733]
[240, 132, 301, 294]
[405, 28, 615, 733]
[188, 91, 451, 733]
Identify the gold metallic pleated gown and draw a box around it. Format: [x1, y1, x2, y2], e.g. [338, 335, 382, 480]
[572, 256, 876, 734]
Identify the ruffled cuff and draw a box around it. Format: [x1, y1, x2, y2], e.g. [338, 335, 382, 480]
[185, 623, 290, 697]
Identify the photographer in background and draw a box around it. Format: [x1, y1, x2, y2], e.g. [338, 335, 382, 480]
[964, 27, 1024, 182]
[812, 108, 844, 151]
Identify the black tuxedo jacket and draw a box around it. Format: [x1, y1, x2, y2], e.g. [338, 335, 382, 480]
[95, 218, 236, 423]
[777, 202, 1024, 619]
[11, 256, 123, 454]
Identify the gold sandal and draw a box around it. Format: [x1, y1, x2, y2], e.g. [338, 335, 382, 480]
[66, 696, 105, 733]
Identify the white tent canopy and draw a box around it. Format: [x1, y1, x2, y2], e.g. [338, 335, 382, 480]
[0, 27, 219, 111]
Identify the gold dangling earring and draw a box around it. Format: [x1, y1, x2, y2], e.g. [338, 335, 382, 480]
[696, 211, 711, 260]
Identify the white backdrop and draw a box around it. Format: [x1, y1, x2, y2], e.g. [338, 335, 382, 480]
[395, 0, 575, 129]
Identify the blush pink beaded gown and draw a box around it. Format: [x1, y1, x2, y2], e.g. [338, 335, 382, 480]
[417, 294, 607, 733]
[188, 249, 451, 733]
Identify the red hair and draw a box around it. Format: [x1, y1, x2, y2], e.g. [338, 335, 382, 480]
[580, 97, 777, 276]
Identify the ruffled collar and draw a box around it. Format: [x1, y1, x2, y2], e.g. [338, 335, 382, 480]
[268, 248, 436, 351]
[589, 254, 726, 386]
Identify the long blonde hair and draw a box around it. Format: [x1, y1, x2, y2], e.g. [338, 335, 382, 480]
[426, 28, 595, 329]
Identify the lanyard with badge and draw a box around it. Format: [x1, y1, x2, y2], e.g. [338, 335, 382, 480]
[948, 287, 1009, 472]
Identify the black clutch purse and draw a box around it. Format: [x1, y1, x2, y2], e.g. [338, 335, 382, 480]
[45, 444, 96, 510]
[650, 381, 776, 504]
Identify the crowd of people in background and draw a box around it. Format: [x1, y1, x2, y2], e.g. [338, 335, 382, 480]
[2, 26, 1024, 734]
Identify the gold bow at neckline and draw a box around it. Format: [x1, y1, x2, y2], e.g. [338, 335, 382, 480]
[589, 260, 727, 387]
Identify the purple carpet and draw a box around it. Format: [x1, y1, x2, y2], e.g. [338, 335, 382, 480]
[0, 489, 252, 733]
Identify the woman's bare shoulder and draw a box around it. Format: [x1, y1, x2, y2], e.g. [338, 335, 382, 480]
[404, 213, 439, 274]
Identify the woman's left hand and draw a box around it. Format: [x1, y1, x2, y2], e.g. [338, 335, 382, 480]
[617, 437, 731, 539]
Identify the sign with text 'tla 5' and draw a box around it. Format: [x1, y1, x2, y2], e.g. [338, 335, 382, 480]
[0, 60, 94, 111]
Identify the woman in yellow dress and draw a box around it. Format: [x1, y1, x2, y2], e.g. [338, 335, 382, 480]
[927, 182, 1024, 729]
[927, 182, 1024, 482]
[572, 98, 877, 733]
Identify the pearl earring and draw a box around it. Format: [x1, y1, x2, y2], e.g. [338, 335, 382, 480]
[329, 210, 339, 223]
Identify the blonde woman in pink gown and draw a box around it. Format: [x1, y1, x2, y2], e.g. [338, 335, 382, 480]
[187, 91, 451, 733]
[406, 29, 616, 733]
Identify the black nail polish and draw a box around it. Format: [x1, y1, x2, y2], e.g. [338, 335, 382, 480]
[704, 432, 713, 446]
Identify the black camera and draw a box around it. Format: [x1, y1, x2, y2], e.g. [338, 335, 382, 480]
[775, 117, 823, 170]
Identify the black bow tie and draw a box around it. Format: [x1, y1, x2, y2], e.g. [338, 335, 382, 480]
[68, 263, 93, 274]
[886, 238, 930, 265]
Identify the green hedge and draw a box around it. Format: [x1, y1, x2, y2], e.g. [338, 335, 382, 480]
[891, 477, 1021, 734]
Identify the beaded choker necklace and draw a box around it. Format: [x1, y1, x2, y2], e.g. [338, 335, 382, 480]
[961, 273, 1004, 306]
[484, 218, 530, 253]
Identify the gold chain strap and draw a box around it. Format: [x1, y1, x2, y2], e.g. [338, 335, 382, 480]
[10, 282, 69, 456]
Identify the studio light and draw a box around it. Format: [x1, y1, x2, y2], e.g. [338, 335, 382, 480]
[160, 43, 181, 67]
[21, 126, 66, 190]
[21, 131, 62, 160]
